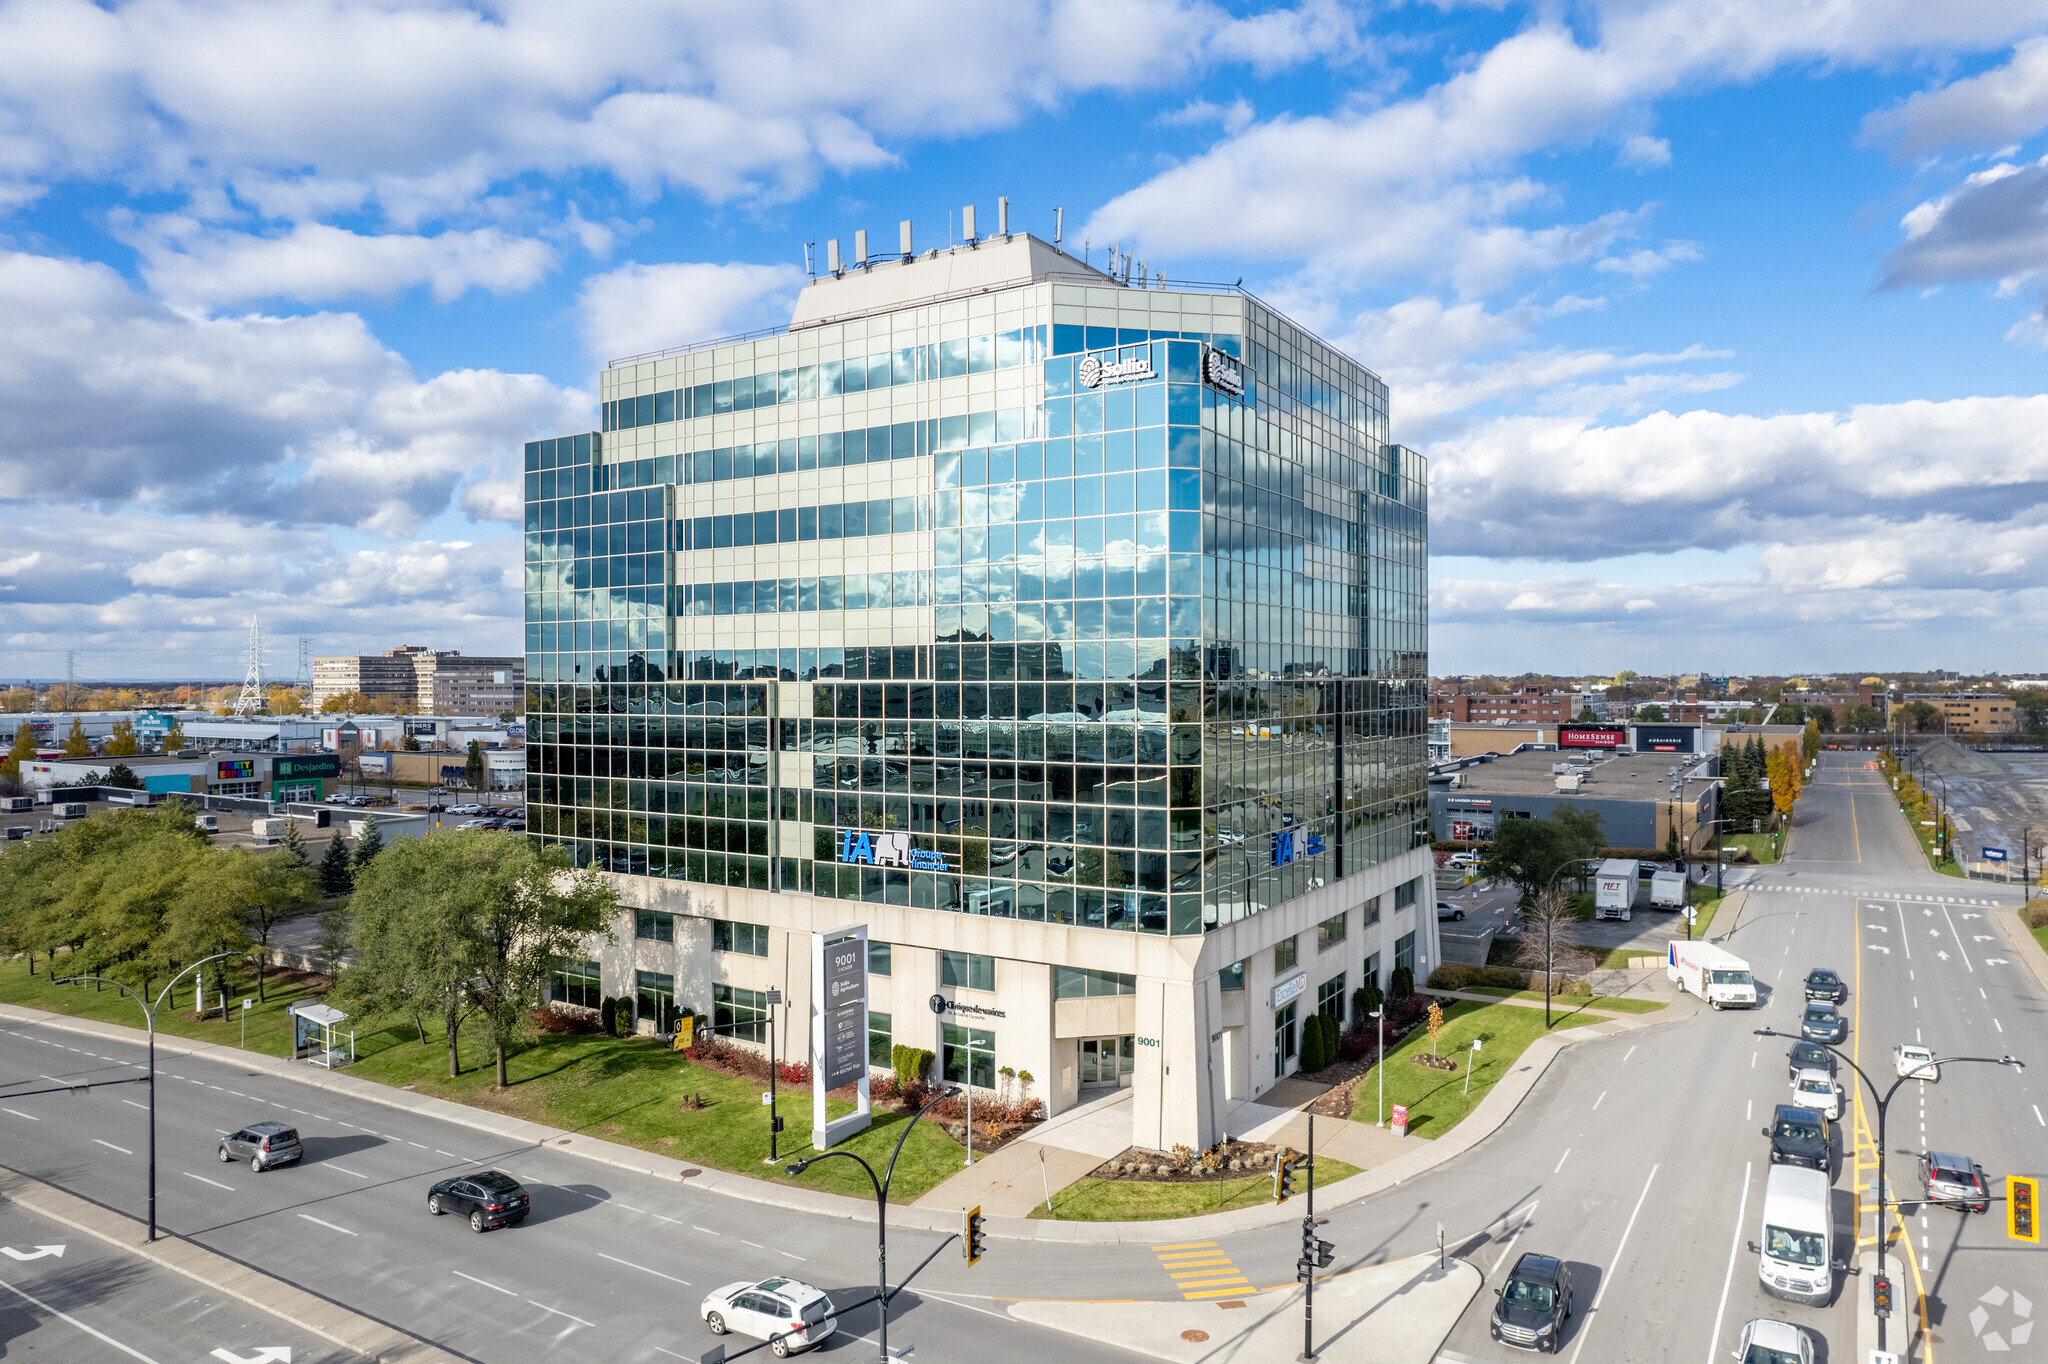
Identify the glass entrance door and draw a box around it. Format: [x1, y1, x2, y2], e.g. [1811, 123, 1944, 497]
[1273, 1002, 1297, 1078]
[1079, 1036, 1134, 1088]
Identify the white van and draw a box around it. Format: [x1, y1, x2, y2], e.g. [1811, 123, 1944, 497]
[1757, 1165, 1833, 1305]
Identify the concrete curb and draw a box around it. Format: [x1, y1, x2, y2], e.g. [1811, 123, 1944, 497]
[1997, 905, 2048, 1002]
[0, 985, 1701, 1246]
[0, 1164, 466, 1363]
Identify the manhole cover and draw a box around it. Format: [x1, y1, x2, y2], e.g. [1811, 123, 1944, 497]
[1180, 1330, 1209, 1342]
[557, 1138, 571, 1145]
[681, 1168, 702, 1178]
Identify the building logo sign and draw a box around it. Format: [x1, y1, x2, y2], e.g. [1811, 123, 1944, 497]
[1077, 353, 1155, 388]
[1270, 970, 1308, 1009]
[1558, 726, 1626, 749]
[1202, 345, 1245, 397]
[216, 759, 254, 781]
[928, 993, 1008, 1020]
[275, 754, 340, 780]
[837, 828, 951, 871]
[1272, 826, 1325, 866]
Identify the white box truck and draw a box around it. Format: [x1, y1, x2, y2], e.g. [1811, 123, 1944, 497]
[1668, 941, 1756, 1009]
[1650, 870, 1687, 908]
[1593, 857, 1638, 919]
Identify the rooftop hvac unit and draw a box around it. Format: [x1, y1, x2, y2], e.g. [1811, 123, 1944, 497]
[1555, 774, 1583, 793]
[0, 796, 32, 813]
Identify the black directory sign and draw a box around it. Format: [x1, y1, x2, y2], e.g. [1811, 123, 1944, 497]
[825, 937, 866, 1010]
[820, 933, 868, 1093]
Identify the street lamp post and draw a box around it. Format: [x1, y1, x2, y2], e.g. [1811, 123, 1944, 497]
[1369, 1006, 1385, 1126]
[1927, 770, 1950, 866]
[1754, 1028, 2022, 1353]
[787, 1085, 961, 1364]
[52, 950, 246, 1243]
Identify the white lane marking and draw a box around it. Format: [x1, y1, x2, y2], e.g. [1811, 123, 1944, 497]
[327, 1165, 368, 1179]
[435, 1150, 457, 1158]
[740, 1240, 764, 1248]
[2034, 1106, 2045, 1127]
[779, 1251, 805, 1261]
[525, 1300, 594, 1329]
[2, 1109, 38, 1121]
[93, 1139, 132, 1155]
[596, 1252, 691, 1286]
[1489, 1205, 1538, 1277]
[1913, 998, 1918, 1010]
[182, 1172, 235, 1191]
[693, 1225, 720, 1236]
[1745, 1099, 1752, 1122]
[1994, 1019, 2004, 1033]
[408, 1141, 428, 1149]
[617, 1204, 648, 1214]
[1622, 1046, 1636, 1064]
[1750, 1052, 1756, 1069]
[0, 1274, 164, 1363]
[453, 1270, 516, 1295]
[652, 1348, 694, 1361]
[1939, 904, 1975, 973]
[121, 1099, 148, 1110]
[1895, 902, 1912, 961]
[297, 1213, 356, 1236]
[1981, 988, 1988, 1000]
[1704, 1161, 1754, 1364]
[1565, 1164, 1657, 1364]
[1592, 1091, 1606, 1111]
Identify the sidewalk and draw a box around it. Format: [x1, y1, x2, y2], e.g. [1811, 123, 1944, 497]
[1007, 1251, 1479, 1364]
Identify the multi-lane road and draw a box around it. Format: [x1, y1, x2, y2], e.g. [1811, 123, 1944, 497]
[0, 748, 2040, 1363]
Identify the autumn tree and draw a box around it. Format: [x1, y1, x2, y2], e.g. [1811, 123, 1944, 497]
[61, 718, 90, 757]
[321, 691, 372, 714]
[106, 719, 139, 756]
[1, 725, 37, 783]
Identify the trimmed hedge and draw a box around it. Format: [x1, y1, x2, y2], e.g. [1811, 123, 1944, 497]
[1426, 964, 1531, 992]
[1389, 965, 1414, 999]
[890, 1043, 934, 1082]
[1299, 1012, 1341, 1073]
[1352, 981, 1384, 1020]
[2021, 901, 2048, 930]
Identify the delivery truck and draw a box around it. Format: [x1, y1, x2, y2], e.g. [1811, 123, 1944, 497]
[1650, 870, 1688, 909]
[1593, 857, 1638, 920]
[1668, 941, 1757, 1009]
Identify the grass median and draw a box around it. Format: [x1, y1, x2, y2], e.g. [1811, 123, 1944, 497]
[1460, 986, 1666, 1014]
[1035, 1155, 1361, 1222]
[1345, 1000, 1552, 1137]
[1723, 833, 1780, 864]
[0, 954, 969, 1204]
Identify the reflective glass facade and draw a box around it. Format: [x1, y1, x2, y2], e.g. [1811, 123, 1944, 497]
[522, 271, 1427, 942]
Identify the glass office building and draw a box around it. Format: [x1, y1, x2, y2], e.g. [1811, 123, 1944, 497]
[523, 230, 1433, 1149]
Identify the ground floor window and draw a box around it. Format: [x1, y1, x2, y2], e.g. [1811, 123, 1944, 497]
[1274, 1001, 1297, 1077]
[1363, 953, 1381, 995]
[869, 1011, 892, 1068]
[942, 1023, 995, 1090]
[636, 970, 677, 1031]
[713, 983, 766, 1043]
[1317, 973, 1346, 1023]
[1395, 932, 1416, 977]
[551, 959, 601, 1009]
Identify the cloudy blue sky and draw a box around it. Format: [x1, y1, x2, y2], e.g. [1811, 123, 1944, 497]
[3, 0, 2048, 681]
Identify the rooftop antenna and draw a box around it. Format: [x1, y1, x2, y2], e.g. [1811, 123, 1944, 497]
[827, 238, 841, 274]
[1054, 207, 1064, 244]
[804, 241, 815, 276]
[233, 617, 266, 715]
[854, 228, 869, 268]
[899, 219, 912, 262]
[998, 196, 1009, 236]
[962, 203, 977, 243]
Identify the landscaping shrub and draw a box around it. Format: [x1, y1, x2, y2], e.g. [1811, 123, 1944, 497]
[532, 1005, 599, 1035]
[1298, 1014, 1327, 1073]
[891, 1044, 934, 1083]
[1352, 981, 1384, 1020]
[2021, 901, 2048, 929]
[599, 997, 618, 1037]
[1389, 965, 1414, 999]
[1426, 964, 1531, 992]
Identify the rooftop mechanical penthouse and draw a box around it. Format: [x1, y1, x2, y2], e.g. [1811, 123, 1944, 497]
[520, 223, 1434, 1149]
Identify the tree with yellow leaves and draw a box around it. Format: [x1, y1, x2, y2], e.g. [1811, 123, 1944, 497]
[1765, 746, 1801, 822]
[60, 717, 91, 758]
[106, 719, 139, 756]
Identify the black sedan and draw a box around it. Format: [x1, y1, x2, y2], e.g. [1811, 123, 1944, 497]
[1802, 968, 1845, 1003]
[1785, 1040, 1834, 1083]
[427, 1170, 530, 1232]
[1799, 1002, 1845, 1043]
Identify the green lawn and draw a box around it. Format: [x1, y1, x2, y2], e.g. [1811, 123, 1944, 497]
[1723, 834, 1780, 864]
[1346, 1001, 1552, 1137]
[2032, 923, 2048, 957]
[0, 954, 971, 1204]
[1460, 986, 1666, 1014]
[1037, 1155, 1360, 1222]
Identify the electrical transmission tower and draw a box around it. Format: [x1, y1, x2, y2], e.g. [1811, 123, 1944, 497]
[64, 651, 77, 710]
[233, 618, 267, 715]
[295, 634, 311, 693]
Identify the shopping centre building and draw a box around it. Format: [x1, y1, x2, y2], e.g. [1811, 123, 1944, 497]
[521, 224, 1432, 1151]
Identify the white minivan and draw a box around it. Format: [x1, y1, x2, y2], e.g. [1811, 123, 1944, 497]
[1757, 1165, 1833, 1305]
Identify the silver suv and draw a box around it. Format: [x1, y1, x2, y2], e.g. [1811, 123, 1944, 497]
[219, 1121, 301, 1172]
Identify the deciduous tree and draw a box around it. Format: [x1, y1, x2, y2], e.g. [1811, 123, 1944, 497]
[61, 718, 90, 758]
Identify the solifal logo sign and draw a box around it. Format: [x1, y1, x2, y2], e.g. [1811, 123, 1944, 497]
[1077, 353, 1155, 388]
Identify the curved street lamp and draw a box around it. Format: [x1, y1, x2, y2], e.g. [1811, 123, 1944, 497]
[52, 950, 248, 1242]
[1755, 1027, 2023, 1353]
[786, 1085, 961, 1363]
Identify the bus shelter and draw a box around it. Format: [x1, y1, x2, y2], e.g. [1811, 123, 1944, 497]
[289, 1002, 355, 1068]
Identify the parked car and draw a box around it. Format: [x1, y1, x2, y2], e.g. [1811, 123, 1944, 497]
[447, 803, 483, 815]
[425, 801, 447, 812]
[1920, 1150, 1990, 1213]
[1447, 851, 1481, 870]
[426, 1170, 530, 1232]
[1785, 1040, 1834, 1082]
[1436, 902, 1465, 922]
[1489, 1252, 1573, 1353]
[218, 1121, 301, 1172]
[1636, 860, 1663, 877]
[1799, 1002, 1845, 1043]
[1789, 1068, 1842, 1121]
[1893, 1044, 1938, 1081]
[1763, 1104, 1830, 1172]
[1733, 1318, 1815, 1364]
[1802, 968, 1845, 1003]
[702, 1277, 838, 1357]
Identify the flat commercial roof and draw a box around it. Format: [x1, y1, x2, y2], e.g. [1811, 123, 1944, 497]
[1440, 749, 1710, 800]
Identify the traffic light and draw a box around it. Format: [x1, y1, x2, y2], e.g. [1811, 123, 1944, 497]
[2011, 1175, 2039, 1244]
[1274, 1154, 1298, 1204]
[965, 1205, 986, 1266]
[1296, 1215, 1335, 1282]
[1872, 1275, 1894, 1318]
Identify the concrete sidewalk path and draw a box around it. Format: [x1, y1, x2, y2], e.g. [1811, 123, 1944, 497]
[0, 1163, 463, 1363]
[1006, 1251, 1479, 1363]
[912, 1138, 1101, 1216]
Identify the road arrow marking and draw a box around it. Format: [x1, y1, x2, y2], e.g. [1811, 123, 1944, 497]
[1866, 924, 1889, 932]
[1960, 913, 1981, 920]
[1937, 951, 1950, 961]
[1974, 935, 1995, 942]
[0, 1246, 64, 1261]
[1867, 945, 1890, 953]
[212, 1350, 291, 1364]
[1985, 958, 2009, 965]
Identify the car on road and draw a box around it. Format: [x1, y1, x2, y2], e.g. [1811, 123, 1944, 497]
[1785, 1040, 1833, 1082]
[1763, 1103, 1830, 1172]
[702, 1277, 837, 1356]
[1436, 902, 1465, 922]
[1919, 1150, 1990, 1213]
[1801, 968, 1845, 1003]
[1733, 1317, 1815, 1364]
[1799, 1002, 1845, 1043]
[1636, 860, 1664, 877]
[447, 803, 483, 815]
[1789, 1068, 1842, 1120]
[218, 1121, 301, 1172]
[1893, 1044, 1938, 1081]
[426, 1170, 530, 1231]
[1489, 1251, 1573, 1352]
